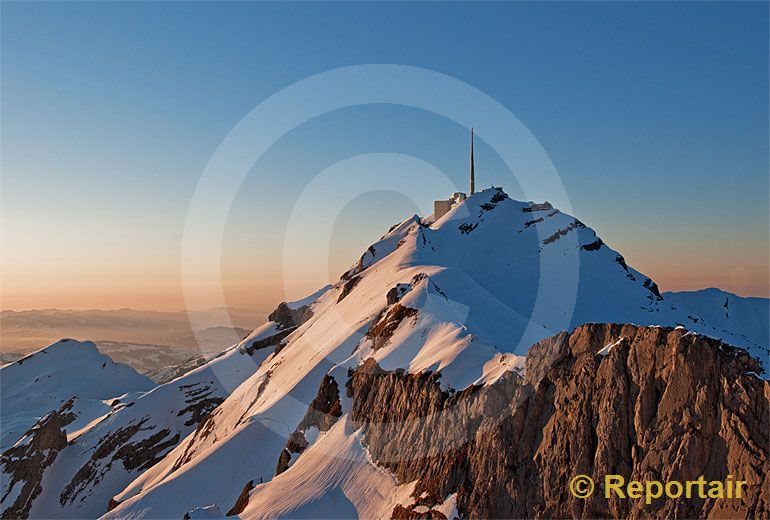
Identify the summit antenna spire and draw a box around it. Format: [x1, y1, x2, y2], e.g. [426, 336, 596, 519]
[470, 128, 475, 195]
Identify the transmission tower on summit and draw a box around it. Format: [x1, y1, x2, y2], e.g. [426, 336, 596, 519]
[433, 128, 476, 220]
[470, 127, 475, 195]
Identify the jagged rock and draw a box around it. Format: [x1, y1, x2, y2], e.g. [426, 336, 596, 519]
[366, 304, 419, 351]
[60, 420, 149, 506]
[523, 217, 544, 228]
[275, 375, 343, 475]
[386, 281, 415, 306]
[268, 302, 312, 331]
[342, 245, 377, 280]
[581, 238, 604, 251]
[274, 449, 293, 477]
[60, 412, 185, 508]
[458, 223, 478, 234]
[615, 254, 629, 272]
[176, 382, 225, 426]
[347, 324, 769, 519]
[240, 327, 295, 356]
[523, 201, 553, 213]
[338, 276, 362, 302]
[1, 409, 69, 518]
[386, 287, 402, 306]
[113, 429, 180, 472]
[226, 480, 254, 516]
[299, 375, 342, 432]
[490, 189, 508, 204]
[643, 278, 663, 300]
[542, 219, 586, 245]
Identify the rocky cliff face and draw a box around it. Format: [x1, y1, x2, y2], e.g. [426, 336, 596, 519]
[275, 374, 343, 476]
[347, 323, 769, 519]
[1, 405, 72, 519]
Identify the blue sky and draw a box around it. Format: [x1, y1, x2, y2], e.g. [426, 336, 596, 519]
[2, 1, 768, 310]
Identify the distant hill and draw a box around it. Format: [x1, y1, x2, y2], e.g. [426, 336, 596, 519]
[0, 339, 153, 453]
[0, 308, 265, 354]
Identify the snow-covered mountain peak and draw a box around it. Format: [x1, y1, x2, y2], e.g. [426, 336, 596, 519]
[319, 186, 764, 370]
[95, 185, 768, 519]
[4, 186, 768, 519]
[0, 338, 154, 452]
[12, 338, 99, 363]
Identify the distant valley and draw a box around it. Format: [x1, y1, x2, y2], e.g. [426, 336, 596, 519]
[0, 308, 261, 380]
[0, 307, 265, 354]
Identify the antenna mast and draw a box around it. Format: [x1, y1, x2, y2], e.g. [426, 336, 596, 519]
[470, 128, 475, 195]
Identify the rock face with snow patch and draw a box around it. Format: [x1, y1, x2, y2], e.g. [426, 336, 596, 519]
[275, 374, 343, 475]
[1, 408, 71, 519]
[347, 323, 769, 519]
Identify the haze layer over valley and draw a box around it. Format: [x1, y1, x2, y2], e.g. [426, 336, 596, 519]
[0, 307, 264, 354]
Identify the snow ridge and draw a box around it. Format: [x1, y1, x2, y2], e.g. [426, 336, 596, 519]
[102, 188, 767, 519]
[4, 188, 767, 519]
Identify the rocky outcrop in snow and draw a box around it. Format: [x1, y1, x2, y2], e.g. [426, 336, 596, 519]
[346, 323, 769, 519]
[1, 406, 71, 518]
[275, 374, 343, 476]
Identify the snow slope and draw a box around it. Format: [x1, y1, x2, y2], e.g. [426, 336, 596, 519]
[240, 417, 416, 520]
[663, 288, 769, 364]
[0, 339, 153, 452]
[1, 314, 301, 519]
[104, 188, 768, 519]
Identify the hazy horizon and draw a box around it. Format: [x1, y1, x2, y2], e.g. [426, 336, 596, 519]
[2, 2, 768, 311]
[0, 305, 271, 313]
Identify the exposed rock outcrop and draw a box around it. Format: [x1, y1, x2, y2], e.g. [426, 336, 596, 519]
[239, 299, 315, 357]
[1, 409, 70, 518]
[346, 324, 769, 519]
[342, 245, 377, 280]
[490, 189, 508, 204]
[523, 217, 544, 229]
[366, 304, 419, 351]
[458, 222, 478, 235]
[275, 375, 343, 475]
[643, 278, 663, 300]
[240, 328, 295, 356]
[176, 382, 225, 426]
[392, 503, 447, 519]
[239, 301, 313, 356]
[338, 276, 362, 302]
[226, 479, 254, 516]
[268, 302, 312, 331]
[61, 420, 148, 506]
[542, 219, 586, 245]
[581, 238, 604, 251]
[106, 497, 121, 512]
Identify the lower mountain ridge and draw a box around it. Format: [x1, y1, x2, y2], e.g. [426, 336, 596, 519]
[222, 323, 768, 519]
[2, 188, 768, 519]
